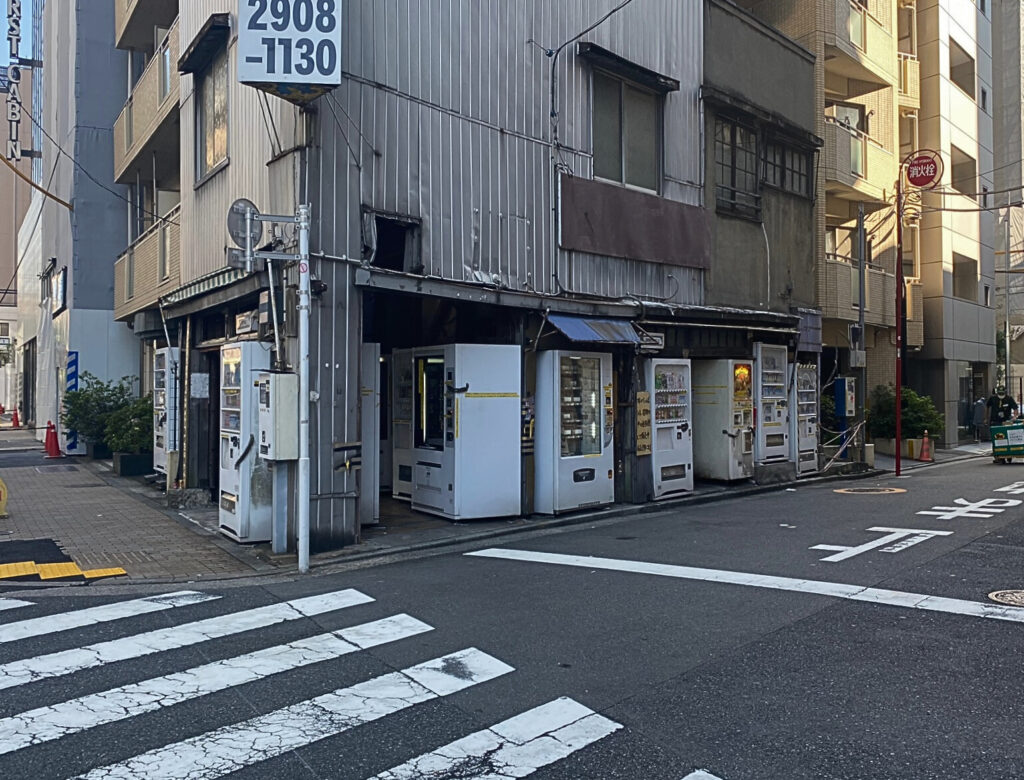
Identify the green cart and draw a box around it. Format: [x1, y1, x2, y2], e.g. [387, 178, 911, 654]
[991, 423, 1024, 463]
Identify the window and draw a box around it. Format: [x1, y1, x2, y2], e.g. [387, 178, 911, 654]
[196, 47, 228, 180]
[125, 251, 135, 300]
[950, 146, 977, 198]
[592, 71, 659, 191]
[983, 186, 990, 207]
[715, 118, 760, 219]
[981, 87, 988, 112]
[159, 41, 172, 102]
[953, 253, 977, 301]
[985, 285, 992, 306]
[763, 142, 811, 197]
[980, 0, 987, 15]
[950, 38, 976, 99]
[0, 322, 10, 337]
[158, 224, 170, 280]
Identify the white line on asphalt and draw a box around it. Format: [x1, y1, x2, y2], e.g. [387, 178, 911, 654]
[0, 613, 432, 755]
[466, 548, 1024, 624]
[0, 589, 373, 691]
[0, 598, 32, 612]
[0, 591, 219, 644]
[682, 772, 725, 780]
[369, 696, 621, 779]
[74, 648, 515, 780]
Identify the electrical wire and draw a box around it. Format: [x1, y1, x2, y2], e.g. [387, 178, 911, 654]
[24, 109, 180, 227]
[0, 154, 61, 308]
[322, 92, 362, 171]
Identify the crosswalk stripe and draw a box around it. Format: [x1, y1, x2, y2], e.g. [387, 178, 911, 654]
[0, 613, 433, 755]
[0, 588, 373, 691]
[0, 591, 219, 645]
[0, 598, 32, 612]
[468, 548, 1024, 625]
[74, 648, 515, 780]
[369, 697, 621, 779]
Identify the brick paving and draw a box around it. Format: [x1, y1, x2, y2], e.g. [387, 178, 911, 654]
[0, 428, 266, 583]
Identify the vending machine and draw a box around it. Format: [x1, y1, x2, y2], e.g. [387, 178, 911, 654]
[219, 341, 271, 543]
[646, 358, 693, 498]
[391, 348, 415, 501]
[753, 342, 791, 462]
[152, 347, 180, 475]
[535, 350, 614, 513]
[692, 359, 754, 481]
[792, 362, 818, 475]
[409, 344, 521, 520]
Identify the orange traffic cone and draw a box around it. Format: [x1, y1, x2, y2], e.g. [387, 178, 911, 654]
[919, 429, 934, 462]
[44, 421, 62, 458]
[11, 408, 19, 428]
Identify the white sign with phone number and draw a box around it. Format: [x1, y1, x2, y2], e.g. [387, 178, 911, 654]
[238, 0, 342, 86]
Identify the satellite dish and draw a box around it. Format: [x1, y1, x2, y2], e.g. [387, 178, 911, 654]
[227, 198, 263, 249]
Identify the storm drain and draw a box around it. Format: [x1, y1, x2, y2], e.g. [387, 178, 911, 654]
[988, 590, 1024, 606]
[833, 487, 907, 495]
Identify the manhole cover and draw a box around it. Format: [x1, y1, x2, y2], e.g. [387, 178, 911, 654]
[988, 590, 1024, 606]
[833, 487, 907, 495]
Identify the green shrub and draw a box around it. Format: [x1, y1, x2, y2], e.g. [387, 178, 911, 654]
[867, 384, 944, 439]
[104, 395, 154, 454]
[61, 373, 135, 446]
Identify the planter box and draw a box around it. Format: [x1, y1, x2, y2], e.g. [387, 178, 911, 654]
[86, 441, 112, 460]
[872, 438, 923, 459]
[113, 452, 154, 476]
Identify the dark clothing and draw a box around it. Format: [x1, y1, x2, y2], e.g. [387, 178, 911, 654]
[988, 394, 1019, 425]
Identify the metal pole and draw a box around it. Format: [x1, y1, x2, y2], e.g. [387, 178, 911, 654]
[895, 173, 904, 477]
[297, 203, 311, 574]
[1005, 212, 1011, 389]
[857, 203, 866, 457]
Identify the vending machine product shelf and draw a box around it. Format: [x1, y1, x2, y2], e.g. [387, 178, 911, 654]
[153, 347, 180, 476]
[647, 358, 693, 498]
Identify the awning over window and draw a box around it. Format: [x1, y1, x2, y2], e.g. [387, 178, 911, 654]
[547, 314, 642, 344]
[178, 13, 230, 74]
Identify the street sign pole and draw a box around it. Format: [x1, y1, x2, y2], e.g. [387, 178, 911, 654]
[296, 204, 311, 574]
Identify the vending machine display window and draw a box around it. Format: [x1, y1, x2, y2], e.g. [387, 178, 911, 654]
[654, 365, 689, 423]
[415, 356, 446, 450]
[221, 347, 242, 432]
[560, 356, 602, 457]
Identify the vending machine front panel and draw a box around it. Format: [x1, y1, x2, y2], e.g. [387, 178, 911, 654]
[650, 359, 693, 498]
[754, 344, 790, 462]
[793, 362, 819, 475]
[391, 349, 414, 501]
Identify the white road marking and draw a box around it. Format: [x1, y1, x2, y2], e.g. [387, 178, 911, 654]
[0, 589, 373, 691]
[916, 497, 1021, 520]
[996, 482, 1024, 495]
[0, 598, 32, 612]
[0, 591, 219, 644]
[0, 614, 432, 755]
[467, 548, 1024, 624]
[369, 697, 621, 779]
[810, 527, 952, 562]
[682, 772, 724, 780]
[74, 648, 514, 780]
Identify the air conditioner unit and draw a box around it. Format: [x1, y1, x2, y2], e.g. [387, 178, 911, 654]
[235, 310, 259, 335]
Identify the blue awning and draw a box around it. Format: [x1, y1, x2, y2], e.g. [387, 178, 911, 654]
[547, 314, 642, 344]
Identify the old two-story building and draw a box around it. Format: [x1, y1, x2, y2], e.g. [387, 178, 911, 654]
[113, 1, 822, 553]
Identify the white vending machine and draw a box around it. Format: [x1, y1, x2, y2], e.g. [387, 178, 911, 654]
[792, 362, 818, 475]
[409, 344, 521, 520]
[152, 346, 180, 475]
[647, 358, 693, 498]
[692, 359, 754, 481]
[391, 348, 415, 501]
[535, 350, 614, 513]
[753, 343, 791, 462]
[219, 341, 271, 543]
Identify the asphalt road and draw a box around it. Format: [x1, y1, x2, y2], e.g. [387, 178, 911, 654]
[4, 455, 1024, 779]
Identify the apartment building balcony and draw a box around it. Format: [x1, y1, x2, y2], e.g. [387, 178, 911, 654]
[822, 253, 897, 327]
[114, 206, 181, 322]
[823, 117, 894, 204]
[824, 0, 895, 87]
[115, 0, 179, 51]
[897, 52, 920, 109]
[114, 19, 179, 184]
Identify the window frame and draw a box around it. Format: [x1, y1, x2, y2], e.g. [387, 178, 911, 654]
[762, 139, 813, 199]
[591, 69, 663, 194]
[715, 116, 761, 220]
[949, 37, 976, 100]
[194, 46, 229, 186]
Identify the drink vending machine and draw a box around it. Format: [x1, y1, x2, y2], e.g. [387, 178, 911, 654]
[152, 347, 180, 475]
[646, 358, 693, 498]
[391, 348, 415, 501]
[692, 360, 754, 481]
[535, 350, 614, 513]
[791, 363, 818, 475]
[409, 344, 521, 520]
[219, 342, 271, 543]
[753, 343, 791, 462]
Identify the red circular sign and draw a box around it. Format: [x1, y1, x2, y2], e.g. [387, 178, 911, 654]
[906, 152, 942, 188]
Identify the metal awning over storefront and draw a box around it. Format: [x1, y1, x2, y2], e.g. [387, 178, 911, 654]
[546, 314, 642, 344]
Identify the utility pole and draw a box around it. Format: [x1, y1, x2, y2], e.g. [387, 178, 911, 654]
[895, 171, 904, 477]
[857, 203, 867, 458]
[1005, 211, 1011, 391]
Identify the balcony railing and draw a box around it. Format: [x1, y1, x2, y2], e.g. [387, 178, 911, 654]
[114, 205, 181, 321]
[824, 116, 895, 202]
[898, 52, 920, 107]
[825, 116, 867, 178]
[829, 0, 895, 85]
[113, 19, 179, 181]
[823, 253, 897, 326]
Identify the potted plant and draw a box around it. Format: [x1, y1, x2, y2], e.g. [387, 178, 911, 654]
[105, 395, 154, 476]
[868, 384, 945, 457]
[61, 373, 135, 458]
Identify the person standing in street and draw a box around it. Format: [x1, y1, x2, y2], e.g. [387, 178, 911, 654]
[988, 386, 1019, 426]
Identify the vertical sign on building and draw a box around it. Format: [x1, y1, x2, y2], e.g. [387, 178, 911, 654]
[65, 350, 80, 454]
[237, 0, 343, 105]
[6, 0, 23, 161]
